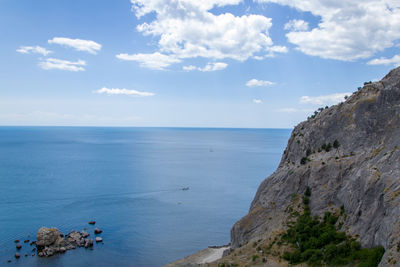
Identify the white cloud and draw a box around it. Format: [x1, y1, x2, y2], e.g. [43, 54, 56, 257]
[252, 46, 288, 59]
[183, 62, 228, 72]
[116, 52, 181, 70]
[94, 87, 155, 97]
[299, 92, 351, 105]
[257, 0, 400, 61]
[284, 19, 309, 31]
[38, 58, 86, 71]
[264, 45, 289, 58]
[125, 0, 283, 69]
[16, 46, 52, 56]
[48, 37, 101, 54]
[367, 55, 400, 67]
[246, 79, 275, 87]
[182, 65, 197, 71]
[253, 99, 263, 104]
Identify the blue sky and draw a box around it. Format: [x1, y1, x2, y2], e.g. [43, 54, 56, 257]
[1, 0, 399, 128]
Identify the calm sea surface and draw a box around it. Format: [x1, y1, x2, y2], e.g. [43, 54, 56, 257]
[0, 127, 291, 266]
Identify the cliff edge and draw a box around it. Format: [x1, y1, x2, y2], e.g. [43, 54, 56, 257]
[227, 67, 400, 266]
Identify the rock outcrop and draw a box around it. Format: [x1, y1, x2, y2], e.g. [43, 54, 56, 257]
[36, 227, 94, 257]
[229, 67, 400, 266]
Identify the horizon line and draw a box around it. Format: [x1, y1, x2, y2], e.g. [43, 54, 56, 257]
[0, 125, 293, 130]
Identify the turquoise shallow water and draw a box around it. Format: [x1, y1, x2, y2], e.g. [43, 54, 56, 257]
[0, 127, 291, 266]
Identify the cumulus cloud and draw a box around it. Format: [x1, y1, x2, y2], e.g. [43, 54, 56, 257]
[246, 79, 275, 87]
[253, 99, 263, 104]
[16, 46, 52, 56]
[38, 58, 86, 71]
[299, 93, 351, 105]
[284, 19, 309, 31]
[257, 0, 400, 61]
[367, 55, 400, 67]
[123, 0, 284, 69]
[94, 87, 155, 97]
[116, 52, 181, 70]
[183, 62, 228, 72]
[48, 37, 101, 54]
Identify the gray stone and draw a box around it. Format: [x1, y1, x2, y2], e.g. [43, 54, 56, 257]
[230, 66, 400, 266]
[81, 231, 90, 238]
[84, 239, 93, 248]
[94, 228, 102, 234]
[36, 227, 63, 247]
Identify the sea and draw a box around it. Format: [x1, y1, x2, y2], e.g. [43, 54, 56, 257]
[0, 127, 291, 266]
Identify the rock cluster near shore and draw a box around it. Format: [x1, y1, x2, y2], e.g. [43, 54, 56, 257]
[7, 221, 103, 263]
[36, 227, 96, 257]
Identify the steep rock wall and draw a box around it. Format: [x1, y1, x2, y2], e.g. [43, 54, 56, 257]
[231, 67, 400, 266]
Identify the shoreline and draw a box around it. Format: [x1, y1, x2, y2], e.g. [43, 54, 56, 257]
[164, 245, 230, 266]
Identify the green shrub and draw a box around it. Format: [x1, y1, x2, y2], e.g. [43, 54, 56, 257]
[281, 189, 385, 266]
[305, 186, 311, 197]
[326, 143, 332, 152]
[340, 205, 345, 215]
[333, 140, 340, 149]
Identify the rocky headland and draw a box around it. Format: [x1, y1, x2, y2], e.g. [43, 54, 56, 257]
[168, 66, 400, 266]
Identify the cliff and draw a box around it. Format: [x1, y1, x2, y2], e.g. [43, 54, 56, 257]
[226, 67, 400, 266]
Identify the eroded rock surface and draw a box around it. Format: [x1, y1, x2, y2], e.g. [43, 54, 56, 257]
[230, 67, 400, 266]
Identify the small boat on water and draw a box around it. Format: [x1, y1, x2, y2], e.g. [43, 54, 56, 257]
[182, 187, 190, 191]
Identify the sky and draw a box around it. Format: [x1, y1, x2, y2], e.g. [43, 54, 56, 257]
[1, 0, 400, 128]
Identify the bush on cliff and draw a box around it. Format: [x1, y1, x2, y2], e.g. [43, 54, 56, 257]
[282, 190, 385, 266]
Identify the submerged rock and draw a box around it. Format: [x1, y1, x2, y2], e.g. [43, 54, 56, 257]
[14, 253, 20, 259]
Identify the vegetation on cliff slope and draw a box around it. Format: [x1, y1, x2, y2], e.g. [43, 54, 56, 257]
[282, 188, 385, 266]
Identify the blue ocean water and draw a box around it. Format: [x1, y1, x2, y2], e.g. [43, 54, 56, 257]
[0, 127, 291, 266]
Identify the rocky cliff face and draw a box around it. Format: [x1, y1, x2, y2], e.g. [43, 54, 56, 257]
[230, 67, 400, 266]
